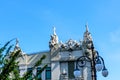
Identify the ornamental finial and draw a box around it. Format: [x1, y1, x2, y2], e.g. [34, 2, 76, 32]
[14, 38, 21, 51]
[53, 27, 56, 35]
[16, 38, 19, 47]
[85, 22, 89, 32]
[49, 27, 59, 49]
[83, 23, 93, 42]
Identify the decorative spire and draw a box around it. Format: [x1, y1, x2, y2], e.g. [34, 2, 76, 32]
[53, 27, 56, 35]
[16, 38, 19, 47]
[85, 23, 89, 32]
[83, 24, 92, 42]
[49, 27, 59, 49]
[14, 38, 21, 51]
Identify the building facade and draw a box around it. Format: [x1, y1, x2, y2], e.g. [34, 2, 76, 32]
[17, 25, 95, 80]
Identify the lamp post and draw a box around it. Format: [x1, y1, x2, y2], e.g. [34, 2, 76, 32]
[73, 42, 108, 80]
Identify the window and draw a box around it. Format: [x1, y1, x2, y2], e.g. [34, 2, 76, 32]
[27, 68, 32, 80]
[46, 67, 51, 80]
[68, 61, 75, 79]
[37, 67, 41, 79]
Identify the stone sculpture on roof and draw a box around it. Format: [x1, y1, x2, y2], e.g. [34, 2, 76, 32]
[49, 27, 59, 50]
[14, 38, 21, 51]
[83, 24, 93, 42]
[82, 24, 94, 58]
[49, 24, 94, 58]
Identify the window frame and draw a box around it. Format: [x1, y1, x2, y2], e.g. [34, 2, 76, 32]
[46, 67, 51, 80]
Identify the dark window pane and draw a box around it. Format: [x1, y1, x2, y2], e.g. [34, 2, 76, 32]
[27, 68, 32, 80]
[46, 67, 51, 80]
[68, 61, 74, 79]
[37, 67, 41, 79]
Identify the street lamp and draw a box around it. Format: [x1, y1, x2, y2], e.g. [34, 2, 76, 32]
[74, 66, 81, 78]
[73, 42, 108, 80]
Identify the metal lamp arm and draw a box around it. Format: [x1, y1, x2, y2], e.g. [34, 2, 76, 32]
[98, 56, 106, 69]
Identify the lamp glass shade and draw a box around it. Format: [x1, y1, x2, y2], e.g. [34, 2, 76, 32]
[73, 69, 81, 78]
[102, 69, 108, 77]
[95, 63, 102, 71]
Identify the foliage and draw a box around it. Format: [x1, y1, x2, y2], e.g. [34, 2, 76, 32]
[0, 40, 47, 80]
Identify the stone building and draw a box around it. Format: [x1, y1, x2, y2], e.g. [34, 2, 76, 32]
[16, 25, 95, 80]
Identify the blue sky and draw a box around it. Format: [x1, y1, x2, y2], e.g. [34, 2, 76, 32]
[0, 0, 120, 80]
